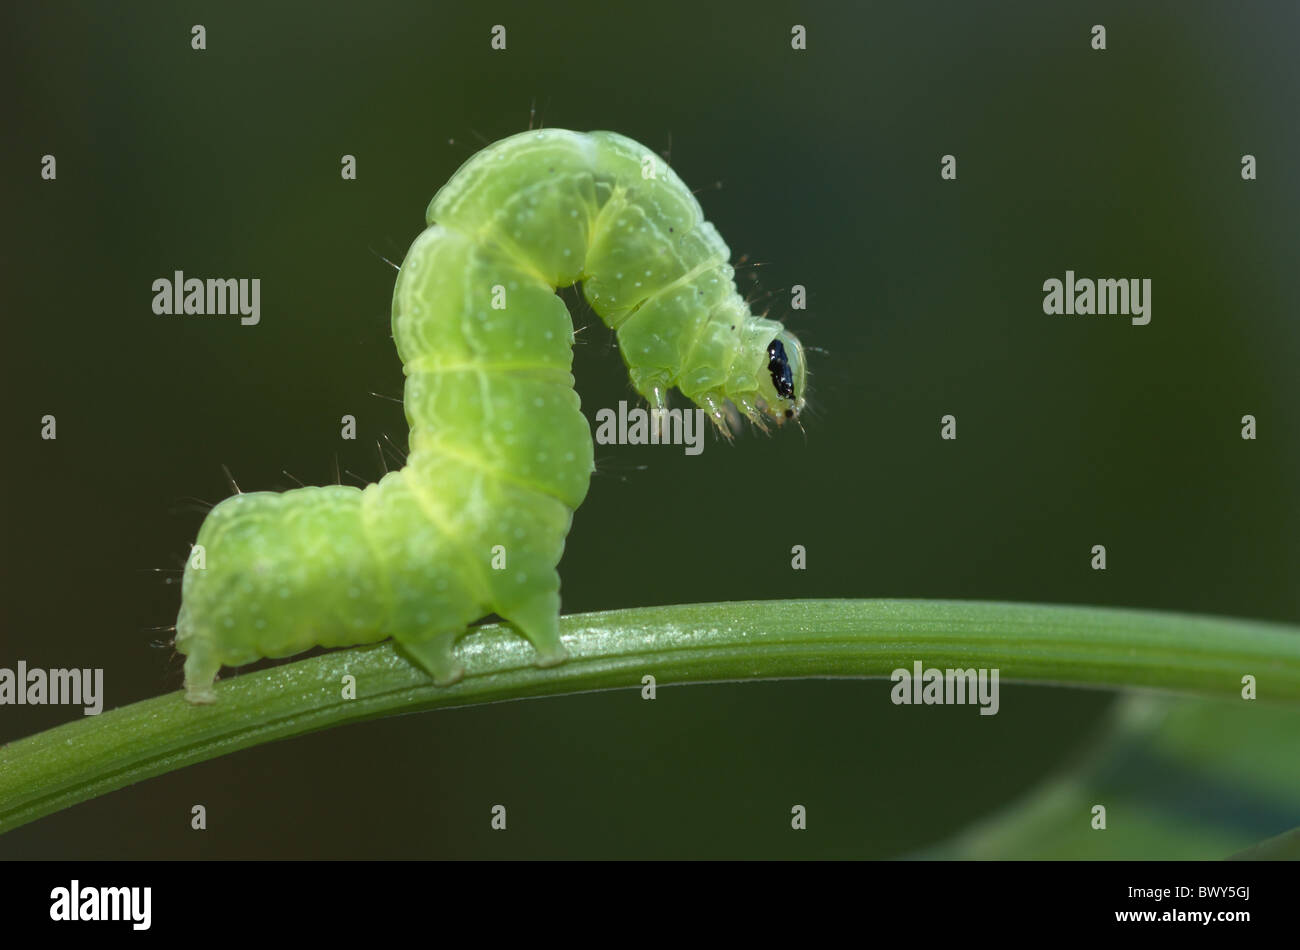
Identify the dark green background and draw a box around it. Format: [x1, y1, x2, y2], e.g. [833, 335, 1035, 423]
[2, 0, 1296, 858]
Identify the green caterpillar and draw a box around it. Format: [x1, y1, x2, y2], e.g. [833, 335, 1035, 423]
[175, 129, 808, 703]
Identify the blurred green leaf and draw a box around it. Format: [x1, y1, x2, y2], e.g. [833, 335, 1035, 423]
[919, 695, 1300, 859]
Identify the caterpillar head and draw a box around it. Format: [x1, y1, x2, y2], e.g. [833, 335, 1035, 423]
[702, 324, 807, 435]
[763, 331, 807, 424]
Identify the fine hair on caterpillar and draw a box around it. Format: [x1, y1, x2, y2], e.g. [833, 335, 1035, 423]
[174, 129, 809, 704]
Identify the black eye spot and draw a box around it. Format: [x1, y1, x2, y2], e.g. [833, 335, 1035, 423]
[767, 339, 795, 400]
[784, 409, 794, 419]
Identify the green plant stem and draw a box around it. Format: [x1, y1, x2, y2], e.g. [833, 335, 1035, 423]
[2, 599, 1298, 835]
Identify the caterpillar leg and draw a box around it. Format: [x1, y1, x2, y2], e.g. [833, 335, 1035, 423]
[647, 384, 670, 441]
[628, 370, 673, 439]
[399, 628, 467, 686]
[501, 589, 568, 668]
[697, 391, 738, 440]
[182, 650, 221, 705]
[733, 394, 771, 433]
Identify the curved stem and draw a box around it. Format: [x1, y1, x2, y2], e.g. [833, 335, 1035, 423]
[2, 598, 1298, 835]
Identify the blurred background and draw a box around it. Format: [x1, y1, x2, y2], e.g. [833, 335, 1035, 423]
[2, 0, 1297, 858]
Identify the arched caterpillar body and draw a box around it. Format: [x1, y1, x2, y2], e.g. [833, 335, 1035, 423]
[175, 129, 808, 703]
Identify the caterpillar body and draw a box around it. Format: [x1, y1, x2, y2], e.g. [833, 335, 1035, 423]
[175, 129, 808, 703]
